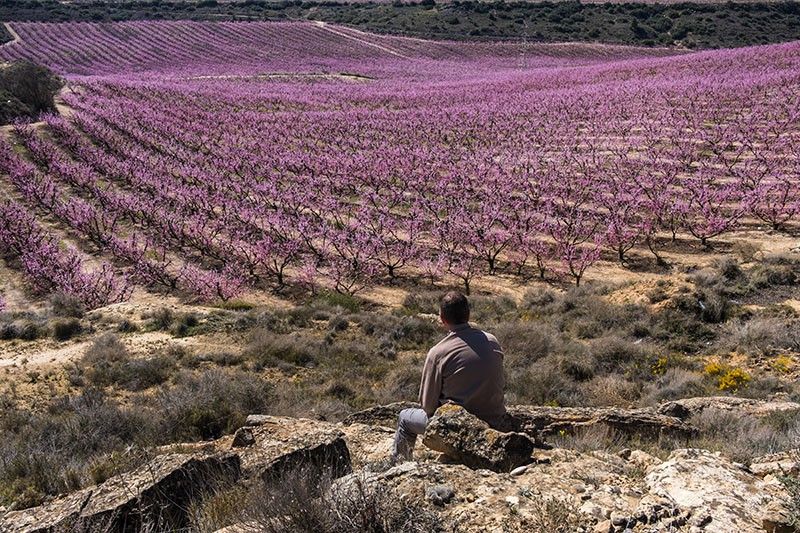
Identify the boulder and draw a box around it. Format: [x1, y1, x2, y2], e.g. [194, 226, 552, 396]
[422, 404, 536, 472]
[341, 423, 403, 467]
[508, 405, 697, 440]
[232, 415, 352, 485]
[638, 448, 793, 533]
[426, 484, 456, 506]
[1, 452, 240, 533]
[658, 396, 800, 420]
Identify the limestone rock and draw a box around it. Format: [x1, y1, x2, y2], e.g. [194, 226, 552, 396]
[658, 396, 800, 420]
[422, 404, 535, 472]
[1, 452, 240, 533]
[234, 415, 352, 484]
[508, 405, 697, 440]
[344, 449, 643, 532]
[346, 403, 697, 443]
[340, 422, 398, 467]
[749, 450, 800, 478]
[426, 484, 456, 506]
[243, 414, 274, 426]
[1, 416, 354, 533]
[626, 450, 662, 471]
[213, 521, 260, 533]
[231, 427, 255, 448]
[641, 448, 793, 533]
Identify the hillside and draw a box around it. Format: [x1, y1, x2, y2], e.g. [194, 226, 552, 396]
[2, 0, 800, 49]
[0, 18, 798, 533]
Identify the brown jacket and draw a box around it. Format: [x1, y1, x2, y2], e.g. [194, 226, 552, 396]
[419, 323, 506, 426]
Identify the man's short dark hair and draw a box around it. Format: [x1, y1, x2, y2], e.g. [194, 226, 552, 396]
[440, 291, 470, 324]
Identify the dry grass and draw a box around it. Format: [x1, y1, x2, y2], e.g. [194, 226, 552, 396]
[190, 470, 452, 533]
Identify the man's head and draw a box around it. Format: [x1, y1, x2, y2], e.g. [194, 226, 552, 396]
[439, 291, 470, 326]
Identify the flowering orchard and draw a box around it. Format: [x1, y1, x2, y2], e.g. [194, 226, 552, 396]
[0, 21, 798, 308]
[0, 21, 675, 76]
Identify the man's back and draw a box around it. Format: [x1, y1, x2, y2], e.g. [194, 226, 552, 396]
[419, 323, 506, 426]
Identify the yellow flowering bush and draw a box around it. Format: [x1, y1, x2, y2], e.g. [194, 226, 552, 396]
[771, 355, 793, 374]
[703, 360, 751, 392]
[703, 360, 727, 376]
[652, 356, 670, 376]
[717, 367, 751, 391]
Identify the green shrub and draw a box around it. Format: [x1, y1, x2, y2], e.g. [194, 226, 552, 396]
[779, 475, 800, 531]
[640, 368, 710, 405]
[328, 315, 349, 332]
[650, 306, 716, 352]
[522, 287, 559, 312]
[49, 293, 85, 318]
[689, 408, 799, 463]
[712, 257, 743, 281]
[0, 390, 151, 509]
[145, 307, 174, 331]
[51, 318, 82, 341]
[153, 369, 274, 440]
[469, 294, 517, 323]
[0, 320, 45, 341]
[0, 61, 63, 124]
[494, 321, 557, 365]
[506, 354, 583, 406]
[80, 333, 175, 391]
[191, 470, 449, 533]
[116, 355, 176, 391]
[401, 291, 440, 315]
[313, 291, 361, 313]
[213, 299, 255, 311]
[748, 263, 797, 289]
[244, 330, 320, 369]
[357, 313, 440, 351]
[170, 312, 199, 337]
[116, 319, 138, 333]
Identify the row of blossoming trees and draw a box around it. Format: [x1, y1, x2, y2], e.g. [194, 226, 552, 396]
[0, 33, 798, 308]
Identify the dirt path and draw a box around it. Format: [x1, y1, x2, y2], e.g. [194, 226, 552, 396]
[0, 339, 91, 369]
[3, 23, 21, 46]
[313, 21, 411, 60]
[185, 73, 373, 82]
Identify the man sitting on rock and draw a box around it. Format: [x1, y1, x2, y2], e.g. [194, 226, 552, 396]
[392, 291, 506, 462]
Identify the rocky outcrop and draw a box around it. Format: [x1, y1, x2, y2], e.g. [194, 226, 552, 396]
[0, 452, 240, 533]
[508, 405, 698, 440]
[3, 409, 796, 533]
[658, 396, 800, 420]
[622, 449, 794, 533]
[422, 404, 537, 472]
[328, 449, 645, 532]
[341, 422, 409, 466]
[234, 414, 352, 484]
[750, 450, 800, 478]
[326, 445, 796, 533]
[346, 402, 697, 442]
[0, 415, 354, 533]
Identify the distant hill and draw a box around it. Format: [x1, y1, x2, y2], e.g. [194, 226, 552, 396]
[2, 0, 800, 49]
